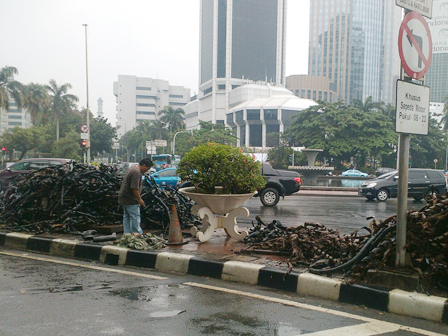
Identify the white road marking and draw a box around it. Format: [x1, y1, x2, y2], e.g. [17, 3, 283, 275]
[0, 251, 168, 280]
[303, 322, 399, 336]
[185, 282, 447, 336]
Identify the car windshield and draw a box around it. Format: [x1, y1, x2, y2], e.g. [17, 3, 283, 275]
[377, 171, 397, 179]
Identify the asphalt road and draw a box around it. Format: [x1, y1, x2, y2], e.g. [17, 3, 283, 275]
[241, 194, 421, 235]
[1, 251, 447, 336]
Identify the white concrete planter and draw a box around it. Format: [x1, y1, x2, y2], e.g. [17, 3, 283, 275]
[179, 187, 254, 242]
[178, 187, 254, 215]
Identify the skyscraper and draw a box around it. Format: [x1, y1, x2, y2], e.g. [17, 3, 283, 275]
[308, 0, 402, 105]
[187, 0, 286, 128]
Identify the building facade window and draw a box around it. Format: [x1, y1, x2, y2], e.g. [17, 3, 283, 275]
[231, 0, 278, 82]
[169, 94, 184, 98]
[137, 111, 155, 115]
[249, 125, 262, 147]
[264, 109, 277, 120]
[136, 86, 151, 90]
[136, 103, 155, 107]
[247, 109, 260, 120]
[136, 95, 157, 99]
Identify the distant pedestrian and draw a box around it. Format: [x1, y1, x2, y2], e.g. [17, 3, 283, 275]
[118, 158, 153, 236]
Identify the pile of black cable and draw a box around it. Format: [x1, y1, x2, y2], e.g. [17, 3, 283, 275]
[0, 163, 122, 234]
[140, 176, 201, 231]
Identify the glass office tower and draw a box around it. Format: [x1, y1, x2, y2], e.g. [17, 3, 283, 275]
[199, 0, 286, 124]
[308, 0, 401, 105]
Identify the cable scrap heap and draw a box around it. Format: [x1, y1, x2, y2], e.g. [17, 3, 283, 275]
[242, 193, 448, 292]
[0, 163, 199, 234]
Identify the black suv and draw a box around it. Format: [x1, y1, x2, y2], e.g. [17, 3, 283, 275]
[358, 168, 447, 202]
[255, 162, 301, 206]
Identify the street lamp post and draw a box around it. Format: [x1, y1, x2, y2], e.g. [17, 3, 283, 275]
[134, 130, 147, 160]
[82, 24, 91, 164]
[172, 130, 192, 156]
[121, 145, 129, 162]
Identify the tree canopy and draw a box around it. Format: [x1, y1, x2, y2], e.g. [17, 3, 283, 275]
[284, 102, 397, 167]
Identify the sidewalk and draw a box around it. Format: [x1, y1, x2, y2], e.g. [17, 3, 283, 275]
[1, 226, 448, 324]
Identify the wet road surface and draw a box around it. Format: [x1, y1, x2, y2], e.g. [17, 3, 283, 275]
[242, 195, 421, 235]
[1, 251, 447, 336]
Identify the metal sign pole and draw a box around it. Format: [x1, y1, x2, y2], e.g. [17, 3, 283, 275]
[396, 10, 411, 267]
[395, 6, 432, 266]
[396, 133, 410, 266]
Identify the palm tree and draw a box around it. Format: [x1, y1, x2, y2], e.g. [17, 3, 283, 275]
[46, 79, 78, 140]
[149, 120, 168, 140]
[352, 96, 380, 112]
[0, 66, 24, 111]
[158, 105, 185, 135]
[23, 83, 49, 125]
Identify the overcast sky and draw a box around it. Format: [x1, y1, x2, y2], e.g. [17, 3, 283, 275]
[1, 0, 310, 126]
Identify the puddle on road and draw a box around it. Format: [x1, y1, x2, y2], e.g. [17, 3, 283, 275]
[108, 288, 152, 301]
[276, 322, 307, 335]
[149, 310, 186, 318]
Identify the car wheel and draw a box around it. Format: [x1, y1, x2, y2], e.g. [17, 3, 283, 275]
[376, 189, 389, 202]
[260, 188, 280, 207]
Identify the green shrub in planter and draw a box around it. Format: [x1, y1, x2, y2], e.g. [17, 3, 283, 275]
[177, 142, 266, 194]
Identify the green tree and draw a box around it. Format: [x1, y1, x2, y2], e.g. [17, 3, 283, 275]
[90, 117, 117, 157]
[266, 132, 280, 147]
[51, 130, 82, 161]
[158, 106, 185, 135]
[0, 127, 44, 160]
[193, 121, 237, 146]
[149, 119, 169, 140]
[284, 102, 396, 166]
[0, 66, 24, 111]
[267, 143, 293, 169]
[23, 83, 49, 125]
[352, 96, 380, 112]
[46, 79, 79, 141]
[410, 117, 446, 168]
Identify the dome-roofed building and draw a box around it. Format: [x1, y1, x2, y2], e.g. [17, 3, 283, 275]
[226, 94, 317, 148]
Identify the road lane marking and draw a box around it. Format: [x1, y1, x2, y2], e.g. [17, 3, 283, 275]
[184, 282, 446, 336]
[304, 322, 399, 335]
[0, 251, 168, 280]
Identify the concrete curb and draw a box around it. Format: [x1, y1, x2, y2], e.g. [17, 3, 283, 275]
[1, 232, 447, 324]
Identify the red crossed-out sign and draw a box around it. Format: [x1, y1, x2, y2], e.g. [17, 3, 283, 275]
[80, 124, 89, 133]
[398, 12, 433, 79]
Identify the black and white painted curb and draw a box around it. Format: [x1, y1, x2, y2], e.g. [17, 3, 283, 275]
[1, 231, 448, 324]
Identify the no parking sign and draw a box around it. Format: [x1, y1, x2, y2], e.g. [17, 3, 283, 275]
[398, 11, 433, 79]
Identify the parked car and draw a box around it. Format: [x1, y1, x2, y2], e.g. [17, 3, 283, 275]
[0, 158, 72, 192]
[358, 168, 448, 202]
[148, 167, 180, 188]
[375, 167, 395, 177]
[256, 162, 301, 207]
[341, 169, 368, 177]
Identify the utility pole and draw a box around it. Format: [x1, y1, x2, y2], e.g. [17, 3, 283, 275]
[83, 24, 91, 164]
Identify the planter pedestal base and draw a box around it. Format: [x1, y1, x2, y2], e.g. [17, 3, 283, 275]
[190, 206, 249, 242]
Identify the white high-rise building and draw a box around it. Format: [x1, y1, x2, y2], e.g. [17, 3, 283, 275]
[185, 0, 287, 129]
[114, 75, 191, 138]
[0, 98, 32, 134]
